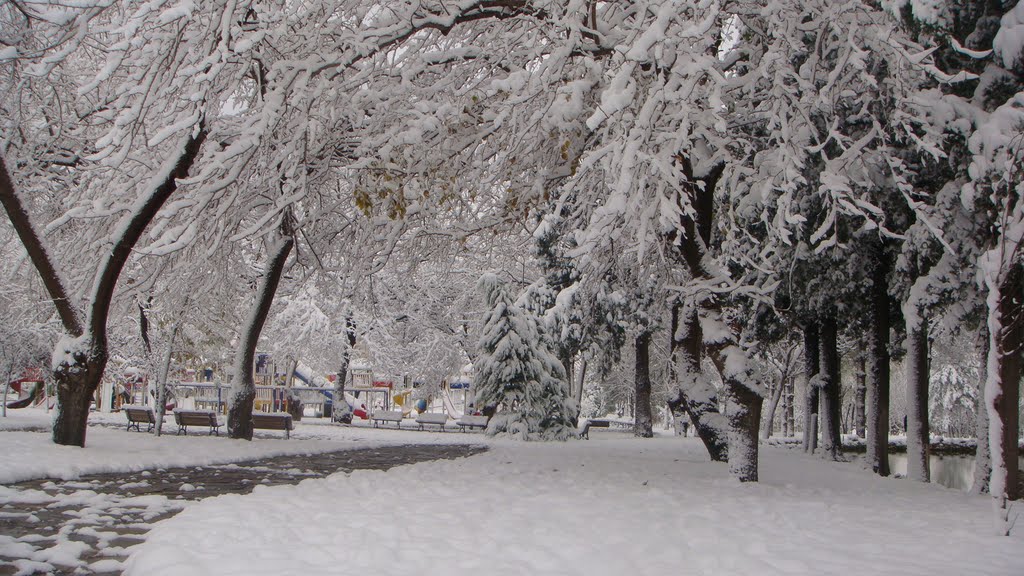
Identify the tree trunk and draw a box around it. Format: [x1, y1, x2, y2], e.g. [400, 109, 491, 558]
[228, 231, 294, 440]
[574, 358, 588, 418]
[785, 374, 795, 437]
[668, 303, 728, 462]
[634, 331, 654, 438]
[855, 347, 866, 439]
[985, 263, 1022, 514]
[819, 315, 841, 460]
[152, 320, 182, 437]
[803, 323, 820, 453]
[333, 315, 356, 423]
[905, 316, 931, 482]
[761, 344, 795, 439]
[51, 342, 107, 447]
[866, 248, 891, 477]
[726, 379, 763, 482]
[972, 326, 992, 495]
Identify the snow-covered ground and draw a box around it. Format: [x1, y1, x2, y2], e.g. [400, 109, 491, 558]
[4, 408, 1023, 576]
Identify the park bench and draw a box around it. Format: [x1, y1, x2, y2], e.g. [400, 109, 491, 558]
[370, 410, 405, 428]
[174, 409, 221, 436]
[251, 412, 293, 439]
[123, 405, 156, 433]
[576, 419, 610, 440]
[415, 412, 448, 432]
[455, 415, 488, 432]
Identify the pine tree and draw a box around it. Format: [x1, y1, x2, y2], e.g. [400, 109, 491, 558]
[474, 273, 576, 441]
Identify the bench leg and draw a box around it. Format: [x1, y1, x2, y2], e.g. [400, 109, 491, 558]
[178, 425, 186, 435]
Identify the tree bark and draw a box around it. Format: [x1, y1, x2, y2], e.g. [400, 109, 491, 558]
[333, 315, 357, 423]
[152, 319, 182, 437]
[803, 323, 820, 453]
[634, 331, 654, 438]
[985, 262, 1022, 509]
[819, 315, 841, 460]
[972, 326, 992, 495]
[855, 347, 867, 439]
[668, 303, 729, 462]
[785, 374, 795, 436]
[905, 316, 931, 482]
[761, 344, 795, 439]
[228, 229, 294, 440]
[866, 247, 891, 477]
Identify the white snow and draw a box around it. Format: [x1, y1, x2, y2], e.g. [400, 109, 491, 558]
[4, 410, 1022, 576]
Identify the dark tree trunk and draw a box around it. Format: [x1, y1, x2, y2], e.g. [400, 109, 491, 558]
[785, 375, 795, 437]
[634, 331, 654, 438]
[803, 323, 820, 453]
[51, 344, 107, 447]
[668, 304, 729, 462]
[761, 344, 795, 440]
[725, 379, 763, 482]
[333, 315, 357, 423]
[988, 264, 1022, 502]
[972, 326, 991, 495]
[855, 346, 866, 439]
[905, 316, 931, 482]
[866, 248, 891, 477]
[228, 230, 295, 440]
[819, 315, 841, 460]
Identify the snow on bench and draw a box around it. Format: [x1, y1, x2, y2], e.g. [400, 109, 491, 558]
[174, 409, 221, 436]
[455, 415, 488, 432]
[576, 419, 609, 440]
[415, 412, 448, 431]
[123, 405, 156, 433]
[251, 412, 293, 439]
[370, 410, 405, 428]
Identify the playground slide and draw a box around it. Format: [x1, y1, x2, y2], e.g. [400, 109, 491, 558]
[440, 387, 463, 419]
[4, 381, 42, 409]
[292, 362, 329, 388]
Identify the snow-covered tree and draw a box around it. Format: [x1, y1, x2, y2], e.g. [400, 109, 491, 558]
[474, 273, 575, 440]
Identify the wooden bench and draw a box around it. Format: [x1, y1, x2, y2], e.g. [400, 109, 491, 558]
[174, 409, 221, 436]
[370, 410, 405, 428]
[123, 405, 156, 432]
[455, 415, 488, 432]
[251, 412, 293, 439]
[577, 419, 609, 440]
[415, 412, 448, 431]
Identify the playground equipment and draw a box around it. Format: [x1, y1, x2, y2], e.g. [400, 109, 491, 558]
[4, 380, 43, 409]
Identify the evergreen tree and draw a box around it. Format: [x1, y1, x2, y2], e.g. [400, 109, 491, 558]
[474, 273, 576, 441]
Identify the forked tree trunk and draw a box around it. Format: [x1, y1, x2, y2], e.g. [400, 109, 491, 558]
[0, 127, 205, 447]
[905, 316, 931, 482]
[668, 304, 728, 462]
[634, 331, 654, 438]
[819, 315, 841, 460]
[803, 323, 820, 453]
[761, 343, 795, 440]
[228, 230, 295, 440]
[866, 247, 891, 477]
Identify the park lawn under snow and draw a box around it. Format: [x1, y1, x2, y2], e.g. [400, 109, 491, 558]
[4, 409, 1021, 575]
[123, 436, 1023, 576]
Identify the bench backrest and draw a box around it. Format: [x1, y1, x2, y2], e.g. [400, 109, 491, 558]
[251, 413, 293, 430]
[416, 413, 448, 424]
[457, 415, 488, 426]
[372, 411, 404, 421]
[124, 407, 155, 422]
[175, 411, 218, 425]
